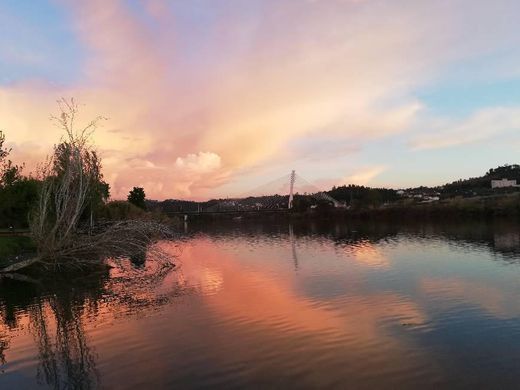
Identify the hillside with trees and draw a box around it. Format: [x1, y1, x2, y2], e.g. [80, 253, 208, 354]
[441, 164, 520, 198]
[147, 165, 520, 215]
[327, 185, 398, 208]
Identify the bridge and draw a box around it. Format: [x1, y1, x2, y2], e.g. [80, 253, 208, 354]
[165, 171, 343, 215]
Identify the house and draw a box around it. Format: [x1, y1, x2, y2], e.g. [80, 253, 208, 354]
[491, 178, 519, 189]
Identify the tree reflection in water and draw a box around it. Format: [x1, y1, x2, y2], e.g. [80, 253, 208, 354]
[0, 332, 7, 366]
[0, 243, 186, 390]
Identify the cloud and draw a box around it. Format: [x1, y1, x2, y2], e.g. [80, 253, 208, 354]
[410, 107, 520, 150]
[175, 152, 221, 174]
[342, 166, 387, 186]
[1, 0, 520, 198]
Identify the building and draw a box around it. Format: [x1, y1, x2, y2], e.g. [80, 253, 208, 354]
[491, 178, 519, 189]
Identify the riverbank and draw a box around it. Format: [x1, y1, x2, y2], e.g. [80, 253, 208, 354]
[0, 236, 35, 267]
[339, 192, 520, 221]
[171, 193, 520, 224]
[0, 229, 31, 237]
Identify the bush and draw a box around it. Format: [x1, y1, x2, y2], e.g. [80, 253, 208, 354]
[100, 201, 147, 220]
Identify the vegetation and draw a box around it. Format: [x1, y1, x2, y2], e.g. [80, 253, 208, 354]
[128, 186, 146, 209]
[30, 99, 109, 260]
[328, 185, 398, 208]
[0, 99, 174, 274]
[146, 165, 520, 221]
[0, 178, 39, 229]
[147, 185, 399, 214]
[0, 237, 35, 267]
[441, 164, 520, 198]
[0, 131, 39, 228]
[102, 200, 148, 220]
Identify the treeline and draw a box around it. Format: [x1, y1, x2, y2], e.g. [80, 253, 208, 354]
[0, 131, 112, 229]
[147, 185, 399, 214]
[0, 178, 39, 229]
[147, 194, 290, 213]
[441, 164, 520, 197]
[147, 199, 201, 213]
[0, 132, 39, 228]
[327, 185, 398, 208]
[342, 193, 520, 220]
[0, 129, 154, 229]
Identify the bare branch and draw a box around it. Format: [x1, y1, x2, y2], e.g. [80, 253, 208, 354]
[0, 99, 177, 274]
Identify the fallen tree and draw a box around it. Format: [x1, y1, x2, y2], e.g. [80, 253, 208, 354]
[0, 99, 175, 273]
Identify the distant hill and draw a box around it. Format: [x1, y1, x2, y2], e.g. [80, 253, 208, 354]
[441, 164, 520, 197]
[147, 164, 520, 212]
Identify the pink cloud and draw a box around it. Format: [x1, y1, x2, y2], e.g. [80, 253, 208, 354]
[2, 0, 519, 199]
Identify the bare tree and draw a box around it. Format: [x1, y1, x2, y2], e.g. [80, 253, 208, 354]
[30, 99, 105, 259]
[0, 99, 175, 273]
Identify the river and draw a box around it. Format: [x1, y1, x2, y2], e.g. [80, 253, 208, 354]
[1, 220, 520, 389]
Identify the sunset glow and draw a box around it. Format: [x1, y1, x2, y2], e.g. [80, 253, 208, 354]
[2, 0, 520, 199]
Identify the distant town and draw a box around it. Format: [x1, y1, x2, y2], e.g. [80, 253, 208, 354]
[147, 164, 520, 214]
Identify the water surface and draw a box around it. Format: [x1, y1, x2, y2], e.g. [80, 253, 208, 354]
[1, 220, 520, 389]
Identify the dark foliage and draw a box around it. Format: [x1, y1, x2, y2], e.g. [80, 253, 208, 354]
[128, 187, 147, 210]
[0, 178, 40, 228]
[100, 200, 147, 220]
[0, 131, 40, 228]
[327, 185, 398, 208]
[441, 164, 520, 197]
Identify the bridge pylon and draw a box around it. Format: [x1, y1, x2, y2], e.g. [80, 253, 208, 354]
[288, 170, 296, 209]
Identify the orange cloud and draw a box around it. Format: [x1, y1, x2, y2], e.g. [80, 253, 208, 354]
[2, 0, 517, 198]
[342, 166, 387, 186]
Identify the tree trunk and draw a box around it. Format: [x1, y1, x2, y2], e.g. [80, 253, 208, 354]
[0, 257, 40, 273]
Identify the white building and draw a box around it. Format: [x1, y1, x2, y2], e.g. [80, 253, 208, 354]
[491, 178, 518, 189]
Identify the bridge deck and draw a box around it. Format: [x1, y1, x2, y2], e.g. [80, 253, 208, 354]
[165, 209, 289, 215]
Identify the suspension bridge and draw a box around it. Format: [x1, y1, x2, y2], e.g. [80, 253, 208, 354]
[165, 171, 343, 216]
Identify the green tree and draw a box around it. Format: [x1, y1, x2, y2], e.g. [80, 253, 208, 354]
[127, 187, 146, 210]
[0, 131, 21, 186]
[0, 131, 39, 228]
[0, 131, 8, 161]
[0, 178, 39, 228]
[52, 141, 110, 218]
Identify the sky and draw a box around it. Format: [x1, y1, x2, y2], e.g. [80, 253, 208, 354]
[1, 0, 520, 200]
